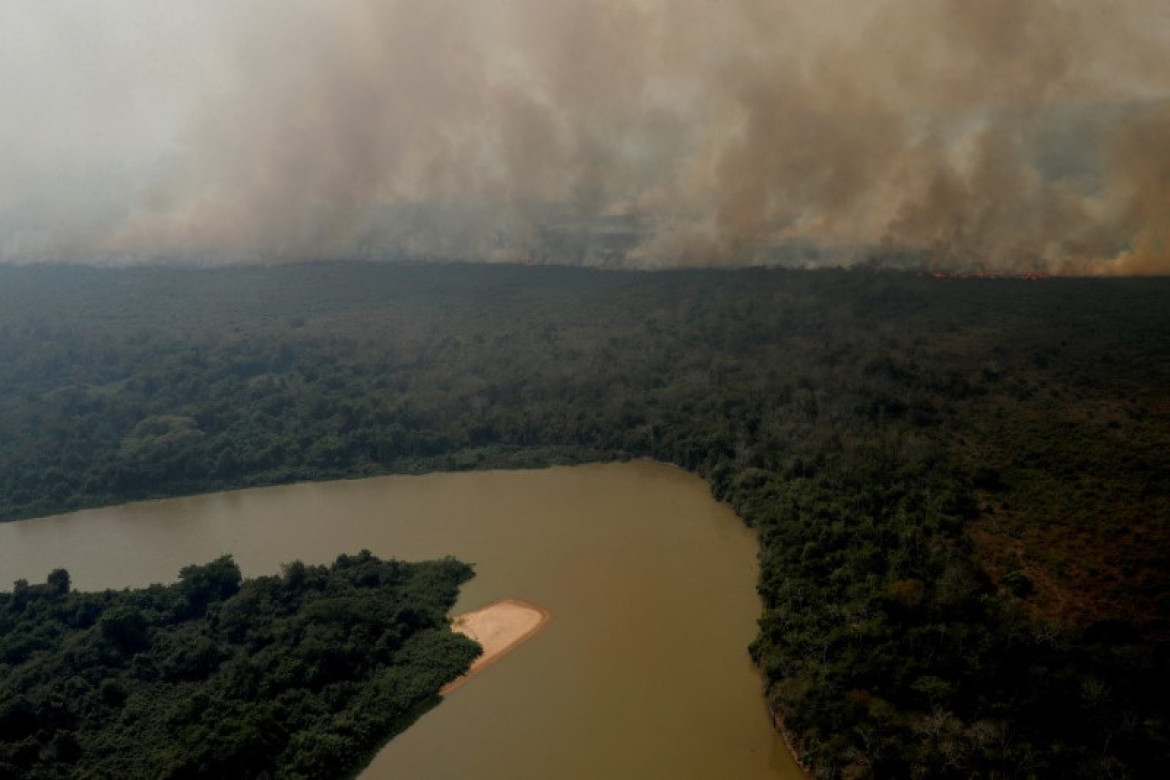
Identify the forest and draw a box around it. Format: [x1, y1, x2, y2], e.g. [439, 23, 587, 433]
[0, 262, 1167, 778]
[0, 551, 480, 779]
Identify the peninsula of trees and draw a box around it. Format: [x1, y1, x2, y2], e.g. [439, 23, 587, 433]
[0, 552, 480, 778]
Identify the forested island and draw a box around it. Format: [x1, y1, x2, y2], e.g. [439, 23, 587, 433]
[1, 262, 1167, 777]
[0, 552, 480, 778]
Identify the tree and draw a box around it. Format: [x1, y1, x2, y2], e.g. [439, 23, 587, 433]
[99, 605, 149, 653]
[46, 568, 71, 596]
[178, 555, 242, 616]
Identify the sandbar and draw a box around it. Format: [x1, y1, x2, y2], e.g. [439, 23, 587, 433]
[441, 598, 551, 694]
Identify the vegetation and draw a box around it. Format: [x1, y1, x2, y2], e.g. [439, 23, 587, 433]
[0, 551, 480, 779]
[1, 262, 1167, 777]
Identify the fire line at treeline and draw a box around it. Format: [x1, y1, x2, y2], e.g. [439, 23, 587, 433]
[927, 271, 1052, 280]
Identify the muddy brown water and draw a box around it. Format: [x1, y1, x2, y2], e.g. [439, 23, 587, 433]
[0, 462, 803, 779]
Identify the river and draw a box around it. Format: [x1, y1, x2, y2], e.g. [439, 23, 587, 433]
[0, 461, 803, 779]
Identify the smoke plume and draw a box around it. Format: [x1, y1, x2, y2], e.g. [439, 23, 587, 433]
[2, 0, 1169, 273]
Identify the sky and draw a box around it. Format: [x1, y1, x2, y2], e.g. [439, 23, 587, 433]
[2, 0, 1169, 273]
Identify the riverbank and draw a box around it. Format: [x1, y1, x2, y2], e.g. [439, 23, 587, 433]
[441, 599, 551, 694]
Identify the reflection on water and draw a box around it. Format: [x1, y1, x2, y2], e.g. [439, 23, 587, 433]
[0, 462, 802, 779]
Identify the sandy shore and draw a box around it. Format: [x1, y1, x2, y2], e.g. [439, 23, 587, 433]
[441, 599, 551, 694]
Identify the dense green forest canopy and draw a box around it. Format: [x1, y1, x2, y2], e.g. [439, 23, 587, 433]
[0, 551, 479, 779]
[1, 263, 1168, 778]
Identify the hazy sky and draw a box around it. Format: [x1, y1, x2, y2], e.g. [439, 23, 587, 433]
[2, 1, 1169, 272]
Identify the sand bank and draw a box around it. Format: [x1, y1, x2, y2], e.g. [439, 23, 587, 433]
[441, 599, 551, 694]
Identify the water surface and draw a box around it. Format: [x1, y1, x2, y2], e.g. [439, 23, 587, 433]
[0, 462, 802, 779]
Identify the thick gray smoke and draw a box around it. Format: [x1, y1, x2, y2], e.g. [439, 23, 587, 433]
[2, 0, 1169, 273]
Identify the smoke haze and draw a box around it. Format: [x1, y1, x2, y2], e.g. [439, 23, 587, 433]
[2, 0, 1169, 272]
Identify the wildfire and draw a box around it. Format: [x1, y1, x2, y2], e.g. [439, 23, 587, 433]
[928, 271, 1051, 280]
